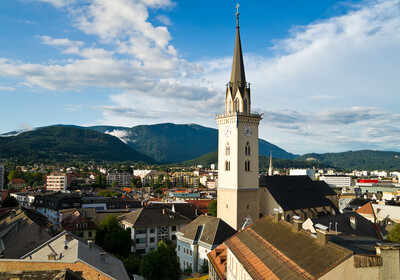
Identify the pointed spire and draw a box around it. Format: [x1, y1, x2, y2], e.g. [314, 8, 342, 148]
[268, 152, 274, 176]
[230, 4, 246, 96]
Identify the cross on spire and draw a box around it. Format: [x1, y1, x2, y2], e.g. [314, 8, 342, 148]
[236, 3, 240, 14]
[236, 3, 240, 28]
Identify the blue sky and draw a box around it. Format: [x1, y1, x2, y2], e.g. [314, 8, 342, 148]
[1, 0, 400, 155]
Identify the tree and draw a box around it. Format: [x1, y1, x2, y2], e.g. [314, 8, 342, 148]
[163, 175, 171, 188]
[2, 195, 19, 207]
[140, 240, 181, 280]
[388, 223, 400, 242]
[111, 181, 118, 188]
[208, 200, 217, 217]
[7, 170, 23, 182]
[95, 215, 132, 257]
[121, 253, 142, 276]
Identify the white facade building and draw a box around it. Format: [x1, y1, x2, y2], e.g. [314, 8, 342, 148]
[133, 169, 154, 177]
[320, 176, 352, 188]
[10, 192, 37, 209]
[46, 173, 70, 192]
[289, 169, 316, 180]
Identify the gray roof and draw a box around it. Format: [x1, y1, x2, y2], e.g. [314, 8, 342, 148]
[0, 207, 52, 259]
[121, 207, 191, 227]
[21, 231, 129, 280]
[310, 212, 381, 239]
[177, 215, 236, 248]
[260, 175, 339, 213]
[0, 269, 85, 280]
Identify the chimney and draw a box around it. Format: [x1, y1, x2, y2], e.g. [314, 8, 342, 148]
[293, 215, 303, 232]
[162, 209, 166, 215]
[47, 253, 57, 260]
[315, 224, 330, 245]
[350, 216, 357, 231]
[273, 208, 282, 222]
[65, 233, 74, 242]
[99, 252, 106, 262]
[87, 240, 93, 248]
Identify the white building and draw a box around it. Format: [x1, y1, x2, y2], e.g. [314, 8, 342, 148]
[121, 207, 191, 255]
[0, 164, 4, 190]
[46, 173, 70, 192]
[320, 176, 352, 188]
[10, 192, 38, 209]
[133, 169, 154, 177]
[176, 215, 236, 273]
[289, 169, 315, 180]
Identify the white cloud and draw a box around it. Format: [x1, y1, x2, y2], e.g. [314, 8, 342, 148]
[2, 0, 400, 154]
[104, 129, 130, 144]
[0, 85, 15, 91]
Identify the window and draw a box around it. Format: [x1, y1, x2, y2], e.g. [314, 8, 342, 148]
[150, 237, 155, 243]
[228, 100, 232, 114]
[178, 245, 180, 251]
[225, 160, 230, 171]
[234, 99, 239, 112]
[172, 226, 177, 231]
[172, 235, 176, 240]
[136, 228, 146, 234]
[245, 142, 250, 155]
[135, 238, 146, 244]
[226, 143, 230, 156]
[149, 228, 155, 234]
[88, 231, 92, 237]
[245, 160, 250, 171]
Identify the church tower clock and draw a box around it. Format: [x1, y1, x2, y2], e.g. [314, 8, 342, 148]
[216, 6, 262, 231]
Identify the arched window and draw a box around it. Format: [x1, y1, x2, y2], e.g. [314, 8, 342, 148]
[245, 142, 250, 155]
[225, 160, 230, 171]
[243, 98, 248, 113]
[226, 142, 230, 156]
[234, 99, 239, 112]
[245, 160, 250, 171]
[286, 214, 292, 223]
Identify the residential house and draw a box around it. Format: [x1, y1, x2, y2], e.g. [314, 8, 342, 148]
[33, 193, 82, 229]
[208, 214, 400, 280]
[0, 269, 85, 280]
[0, 231, 130, 280]
[0, 207, 53, 259]
[176, 215, 236, 273]
[60, 210, 97, 241]
[120, 207, 191, 255]
[10, 191, 39, 209]
[8, 178, 26, 189]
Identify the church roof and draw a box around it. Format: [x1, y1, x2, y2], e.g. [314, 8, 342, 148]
[259, 175, 339, 212]
[229, 13, 246, 99]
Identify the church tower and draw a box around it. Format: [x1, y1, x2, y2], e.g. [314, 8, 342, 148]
[216, 6, 262, 231]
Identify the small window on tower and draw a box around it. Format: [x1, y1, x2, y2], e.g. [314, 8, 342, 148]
[245, 142, 250, 155]
[225, 160, 230, 171]
[226, 143, 230, 156]
[226, 204, 228, 209]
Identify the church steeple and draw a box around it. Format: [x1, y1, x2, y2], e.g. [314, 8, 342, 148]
[230, 8, 246, 93]
[226, 4, 250, 115]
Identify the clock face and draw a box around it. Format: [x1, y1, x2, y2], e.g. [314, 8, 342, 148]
[243, 126, 252, 137]
[224, 125, 231, 137]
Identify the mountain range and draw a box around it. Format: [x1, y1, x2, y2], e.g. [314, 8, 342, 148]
[2, 123, 400, 170]
[0, 123, 297, 164]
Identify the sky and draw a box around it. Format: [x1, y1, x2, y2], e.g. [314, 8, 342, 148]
[1, 0, 400, 155]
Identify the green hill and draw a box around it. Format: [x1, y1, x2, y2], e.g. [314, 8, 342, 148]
[88, 123, 298, 163]
[0, 126, 156, 163]
[182, 151, 331, 171]
[296, 150, 400, 170]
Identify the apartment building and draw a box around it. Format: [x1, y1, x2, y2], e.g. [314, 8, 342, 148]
[46, 173, 71, 192]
